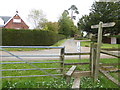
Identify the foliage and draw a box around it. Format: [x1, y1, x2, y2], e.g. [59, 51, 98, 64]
[68, 5, 79, 20]
[28, 9, 47, 29]
[2, 29, 65, 46]
[58, 10, 78, 37]
[2, 58, 118, 88]
[80, 41, 120, 49]
[43, 22, 59, 33]
[77, 2, 120, 35]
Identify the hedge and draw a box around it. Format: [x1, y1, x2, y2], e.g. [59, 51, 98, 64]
[2, 29, 65, 46]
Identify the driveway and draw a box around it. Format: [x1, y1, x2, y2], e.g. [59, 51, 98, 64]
[1, 38, 115, 61]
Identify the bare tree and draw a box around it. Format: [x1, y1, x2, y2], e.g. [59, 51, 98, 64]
[28, 9, 47, 29]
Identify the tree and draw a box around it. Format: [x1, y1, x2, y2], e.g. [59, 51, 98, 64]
[44, 22, 59, 33]
[68, 5, 79, 20]
[28, 9, 47, 29]
[78, 2, 120, 35]
[77, 15, 92, 37]
[58, 10, 78, 37]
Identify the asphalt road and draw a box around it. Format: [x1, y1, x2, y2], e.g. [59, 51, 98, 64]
[1, 38, 116, 61]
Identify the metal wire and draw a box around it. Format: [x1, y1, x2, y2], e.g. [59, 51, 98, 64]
[1, 74, 63, 78]
[0, 48, 58, 79]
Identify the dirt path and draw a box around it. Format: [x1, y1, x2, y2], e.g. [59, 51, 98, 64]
[1, 38, 115, 61]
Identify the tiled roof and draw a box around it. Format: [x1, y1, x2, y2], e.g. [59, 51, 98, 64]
[0, 25, 4, 27]
[0, 16, 11, 24]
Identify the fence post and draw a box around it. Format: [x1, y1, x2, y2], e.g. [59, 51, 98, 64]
[60, 47, 65, 74]
[93, 43, 97, 81]
[90, 42, 97, 78]
[90, 42, 94, 76]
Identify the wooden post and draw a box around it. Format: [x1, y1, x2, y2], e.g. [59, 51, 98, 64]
[90, 42, 93, 73]
[93, 44, 97, 81]
[90, 42, 95, 77]
[91, 21, 116, 83]
[60, 47, 65, 74]
[94, 22, 103, 82]
[90, 43, 97, 78]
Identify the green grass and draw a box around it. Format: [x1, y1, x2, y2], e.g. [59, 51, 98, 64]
[2, 58, 119, 88]
[80, 41, 120, 49]
[101, 43, 119, 49]
[52, 39, 67, 46]
[1, 48, 45, 51]
[109, 72, 119, 80]
[80, 73, 118, 88]
[80, 41, 91, 47]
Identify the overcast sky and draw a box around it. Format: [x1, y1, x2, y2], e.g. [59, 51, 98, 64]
[0, 0, 99, 28]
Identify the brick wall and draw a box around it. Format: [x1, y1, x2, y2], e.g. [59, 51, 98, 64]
[4, 14, 29, 29]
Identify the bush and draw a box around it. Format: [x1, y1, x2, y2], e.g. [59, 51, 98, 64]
[2, 29, 65, 46]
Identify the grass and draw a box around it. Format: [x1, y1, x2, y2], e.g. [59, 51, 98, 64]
[109, 72, 119, 80]
[80, 73, 118, 88]
[52, 39, 67, 46]
[2, 58, 119, 88]
[1, 48, 44, 51]
[80, 41, 120, 49]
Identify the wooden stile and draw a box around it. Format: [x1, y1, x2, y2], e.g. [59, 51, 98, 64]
[72, 77, 80, 89]
[66, 65, 76, 76]
[66, 65, 76, 84]
[72, 71, 91, 77]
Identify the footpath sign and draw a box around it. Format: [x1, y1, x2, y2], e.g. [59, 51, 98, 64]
[91, 22, 115, 28]
[91, 21, 115, 82]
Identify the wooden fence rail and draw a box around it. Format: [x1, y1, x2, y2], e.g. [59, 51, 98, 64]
[101, 50, 120, 58]
[99, 69, 120, 86]
[65, 52, 90, 55]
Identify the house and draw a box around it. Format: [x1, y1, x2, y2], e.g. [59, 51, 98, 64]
[0, 11, 29, 29]
[102, 35, 120, 44]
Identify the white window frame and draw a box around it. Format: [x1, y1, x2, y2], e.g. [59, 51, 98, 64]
[13, 19, 21, 23]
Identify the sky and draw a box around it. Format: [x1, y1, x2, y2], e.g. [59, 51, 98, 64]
[0, 0, 99, 29]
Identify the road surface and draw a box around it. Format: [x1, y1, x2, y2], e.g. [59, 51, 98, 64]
[1, 38, 116, 61]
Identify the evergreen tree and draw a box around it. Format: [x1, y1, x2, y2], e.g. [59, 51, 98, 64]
[78, 2, 120, 35]
[68, 5, 79, 20]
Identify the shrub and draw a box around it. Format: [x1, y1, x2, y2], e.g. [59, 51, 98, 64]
[2, 29, 65, 46]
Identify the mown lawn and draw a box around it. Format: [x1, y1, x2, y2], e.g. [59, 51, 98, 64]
[80, 41, 120, 49]
[1, 58, 119, 88]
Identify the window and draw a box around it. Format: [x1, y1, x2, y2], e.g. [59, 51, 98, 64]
[15, 28, 21, 29]
[13, 19, 21, 23]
